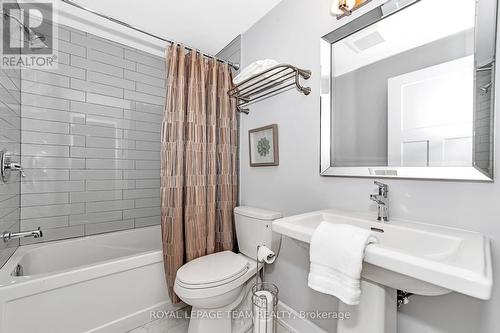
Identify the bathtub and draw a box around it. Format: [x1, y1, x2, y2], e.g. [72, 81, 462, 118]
[0, 226, 177, 333]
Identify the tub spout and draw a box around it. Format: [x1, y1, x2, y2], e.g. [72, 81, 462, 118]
[1, 227, 43, 242]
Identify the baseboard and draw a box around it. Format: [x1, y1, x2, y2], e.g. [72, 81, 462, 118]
[277, 301, 327, 333]
[88, 301, 184, 333]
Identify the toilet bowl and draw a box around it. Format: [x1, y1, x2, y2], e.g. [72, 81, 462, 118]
[174, 206, 282, 333]
[174, 251, 257, 333]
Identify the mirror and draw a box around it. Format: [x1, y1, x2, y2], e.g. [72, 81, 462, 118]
[320, 0, 497, 181]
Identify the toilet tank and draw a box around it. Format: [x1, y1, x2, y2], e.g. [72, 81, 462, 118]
[234, 206, 282, 259]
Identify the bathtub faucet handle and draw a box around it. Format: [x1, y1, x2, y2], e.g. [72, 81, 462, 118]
[9, 162, 25, 177]
[1, 150, 26, 182]
[1, 227, 43, 242]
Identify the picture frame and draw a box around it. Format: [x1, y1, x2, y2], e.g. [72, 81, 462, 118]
[248, 124, 279, 167]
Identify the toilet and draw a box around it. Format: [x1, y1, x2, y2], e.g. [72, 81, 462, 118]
[174, 206, 282, 333]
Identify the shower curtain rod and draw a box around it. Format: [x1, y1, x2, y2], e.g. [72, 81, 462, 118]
[60, 0, 240, 71]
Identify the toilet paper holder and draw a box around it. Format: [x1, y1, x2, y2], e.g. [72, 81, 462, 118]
[257, 245, 276, 264]
[252, 245, 279, 333]
[252, 282, 279, 333]
[255, 245, 276, 285]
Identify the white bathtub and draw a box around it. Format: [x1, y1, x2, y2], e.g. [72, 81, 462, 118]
[0, 226, 176, 333]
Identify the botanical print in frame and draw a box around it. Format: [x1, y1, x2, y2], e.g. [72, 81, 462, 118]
[249, 124, 279, 167]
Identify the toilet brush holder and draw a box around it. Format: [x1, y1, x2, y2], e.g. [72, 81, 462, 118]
[252, 282, 279, 333]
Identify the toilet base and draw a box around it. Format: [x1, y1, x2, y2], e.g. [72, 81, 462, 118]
[186, 279, 254, 333]
[188, 307, 232, 333]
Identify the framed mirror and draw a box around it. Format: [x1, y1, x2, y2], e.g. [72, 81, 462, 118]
[320, 0, 497, 181]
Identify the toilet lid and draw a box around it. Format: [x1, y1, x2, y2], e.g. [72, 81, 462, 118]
[176, 251, 249, 288]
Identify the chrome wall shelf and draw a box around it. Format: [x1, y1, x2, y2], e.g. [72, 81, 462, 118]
[229, 64, 312, 114]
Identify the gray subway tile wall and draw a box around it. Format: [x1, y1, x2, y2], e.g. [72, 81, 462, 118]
[474, 70, 494, 174]
[0, 19, 22, 267]
[20, 25, 164, 244]
[0, 66, 21, 267]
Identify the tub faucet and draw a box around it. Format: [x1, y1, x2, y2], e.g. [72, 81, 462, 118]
[1, 227, 43, 242]
[370, 181, 389, 222]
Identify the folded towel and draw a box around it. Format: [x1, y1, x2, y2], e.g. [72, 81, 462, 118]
[233, 59, 279, 84]
[308, 222, 377, 305]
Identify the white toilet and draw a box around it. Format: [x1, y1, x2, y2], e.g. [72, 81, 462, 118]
[174, 206, 282, 333]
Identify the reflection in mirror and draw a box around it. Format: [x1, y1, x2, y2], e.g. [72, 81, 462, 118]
[320, 0, 496, 180]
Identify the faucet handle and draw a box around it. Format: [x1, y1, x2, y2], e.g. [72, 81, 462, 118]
[9, 162, 25, 177]
[374, 181, 389, 196]
[374, 181, 388, 189]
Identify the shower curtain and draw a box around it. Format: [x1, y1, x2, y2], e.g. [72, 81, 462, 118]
[161, 44, 238, 303]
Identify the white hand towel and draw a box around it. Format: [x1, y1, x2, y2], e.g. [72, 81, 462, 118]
[308, 222, 377, 305]
[233, 59, 279, 84]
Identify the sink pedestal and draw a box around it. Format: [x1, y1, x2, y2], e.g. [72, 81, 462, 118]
[337, 280, 396, 333]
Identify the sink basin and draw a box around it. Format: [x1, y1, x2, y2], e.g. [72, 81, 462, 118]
[272, 210, 492, 300]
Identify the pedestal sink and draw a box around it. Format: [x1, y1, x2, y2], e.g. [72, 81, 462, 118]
[272, 210, 493, 333]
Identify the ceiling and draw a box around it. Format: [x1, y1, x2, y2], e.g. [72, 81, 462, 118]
[68, 0, 282, 55]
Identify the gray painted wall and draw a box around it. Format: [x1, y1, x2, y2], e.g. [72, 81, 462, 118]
[333, 30, 473, 166]
[216, 35, 242, 75]
[19, 24, 163, 244]
[240, 0, 499, 332]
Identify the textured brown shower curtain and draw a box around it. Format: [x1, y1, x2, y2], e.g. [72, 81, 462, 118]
[160, 44, 238, 303]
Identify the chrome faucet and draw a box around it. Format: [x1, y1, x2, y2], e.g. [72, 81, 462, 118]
[370, 181, 389, 222]
[1, 227, 43, 242]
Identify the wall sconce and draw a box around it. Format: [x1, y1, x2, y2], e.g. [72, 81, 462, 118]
[331, 0, 372, 18]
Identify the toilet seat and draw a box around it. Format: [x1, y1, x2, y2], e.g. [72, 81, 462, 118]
[176, 251, 250, 289]
[174, 252, 257, 301]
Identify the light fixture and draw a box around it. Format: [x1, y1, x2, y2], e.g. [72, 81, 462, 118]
[331, 0, 369, 18]
[330, 0, 355, 16]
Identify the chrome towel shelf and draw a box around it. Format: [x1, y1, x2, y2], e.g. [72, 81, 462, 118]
[228, 64, 312, 114]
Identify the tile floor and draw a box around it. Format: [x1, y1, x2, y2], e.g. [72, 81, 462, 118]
[127, 316, 188, 333]
[127, 311, 292, 333]
[129, 283, 294, 333]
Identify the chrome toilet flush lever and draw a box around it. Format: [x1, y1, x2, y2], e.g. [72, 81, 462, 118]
[370, 181, 389, 222]
[0, 150, 25, 182]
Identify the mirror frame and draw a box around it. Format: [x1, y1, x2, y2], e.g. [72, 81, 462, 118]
[320, 0, 497, 181]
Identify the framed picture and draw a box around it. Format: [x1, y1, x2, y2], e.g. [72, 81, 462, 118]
[249, 124, 279, 167]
